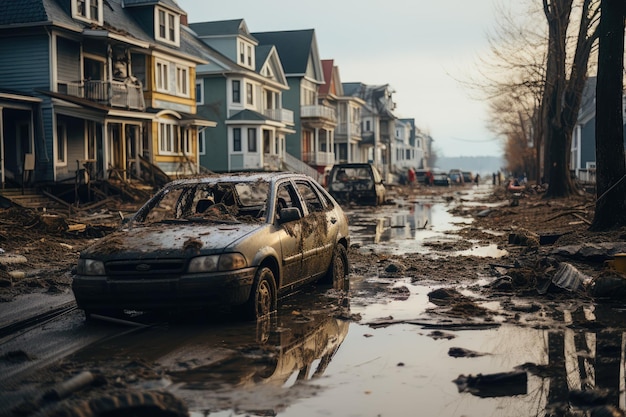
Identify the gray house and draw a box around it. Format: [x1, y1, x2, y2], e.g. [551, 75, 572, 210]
[189, 19, 294, 173]
[572, 76, 626, 183]
[0, 0, 213, 195]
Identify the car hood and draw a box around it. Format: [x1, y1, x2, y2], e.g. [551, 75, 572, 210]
[81, 222, 265, 259]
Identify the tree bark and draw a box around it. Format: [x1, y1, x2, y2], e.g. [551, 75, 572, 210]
[590, 0, 626, 231]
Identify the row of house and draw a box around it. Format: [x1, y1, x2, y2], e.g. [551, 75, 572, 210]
[0, 0, 433, 198]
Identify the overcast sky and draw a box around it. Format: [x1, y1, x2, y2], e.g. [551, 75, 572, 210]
[176, 0, 505, 158]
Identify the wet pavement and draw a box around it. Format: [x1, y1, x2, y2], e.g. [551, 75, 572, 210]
[3, 185, 626, 417]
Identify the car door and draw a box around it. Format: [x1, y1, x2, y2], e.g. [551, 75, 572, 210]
[293, 179, 336, 282]
[274, 181, 303, 288]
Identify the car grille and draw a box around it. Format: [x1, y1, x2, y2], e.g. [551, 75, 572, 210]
[105, 259, 186, 278]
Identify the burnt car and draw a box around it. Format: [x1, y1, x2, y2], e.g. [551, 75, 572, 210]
[72, 173, 350, 321]
[327, 163, 386, 205]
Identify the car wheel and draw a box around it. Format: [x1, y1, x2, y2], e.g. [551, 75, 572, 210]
[241, 267, 277, 320]
[321, 244, 349, 290]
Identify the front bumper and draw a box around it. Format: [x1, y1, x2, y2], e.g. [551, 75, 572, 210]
[72, 267, 257, 311]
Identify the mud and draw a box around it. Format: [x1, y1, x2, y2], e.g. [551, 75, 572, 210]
[3, 182, 626, 417]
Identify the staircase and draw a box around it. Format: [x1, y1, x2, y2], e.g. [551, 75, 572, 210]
[282, 153, 324, 183]
[0, 188, 69, 212]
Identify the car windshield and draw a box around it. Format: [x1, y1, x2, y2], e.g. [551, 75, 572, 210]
[132, 181, 270, 226]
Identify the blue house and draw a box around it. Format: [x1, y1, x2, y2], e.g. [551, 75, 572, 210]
[0, 0, 214, 195]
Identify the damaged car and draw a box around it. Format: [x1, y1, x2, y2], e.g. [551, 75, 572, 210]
[327, 163, 386, 205]
[72, 172, 350, 321]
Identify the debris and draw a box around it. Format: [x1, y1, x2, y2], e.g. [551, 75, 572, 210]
[448, 347, 486, 358]
[453, 370, 527, 397]
[550, 262, 592, 292]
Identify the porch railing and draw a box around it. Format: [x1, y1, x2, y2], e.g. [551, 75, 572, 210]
[301, 105, 337, 122]
[58, 79, 145, 110]
[264, 108, 294, 125]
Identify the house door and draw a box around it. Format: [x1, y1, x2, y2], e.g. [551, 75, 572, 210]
[1, 108, 33, 186]
[107, 123, 124, 179]
[125, 124, 141, 179]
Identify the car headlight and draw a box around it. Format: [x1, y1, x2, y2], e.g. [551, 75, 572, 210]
[188, 253, 247, 273]
[77, 259, 105, 276]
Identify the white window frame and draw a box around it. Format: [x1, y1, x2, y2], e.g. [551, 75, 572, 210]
[56, 121, 67, 166]
[176, 66, 189, 97]
[158, 121, 178, 155]
[156, 60, 169, 92]
[72, 0, 103, 25]
[154, 6, 180, 46]
[246, 82, 254, 106]
[195, 79, 204, 104]
[182, 127, 192, 156]
[198, 130, 206, 155]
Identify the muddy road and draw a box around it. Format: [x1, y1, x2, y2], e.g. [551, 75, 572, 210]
[1, 184, 626, 417]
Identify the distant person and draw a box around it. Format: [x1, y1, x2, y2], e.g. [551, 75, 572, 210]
[492, 172, 496, 185]
[474, 174, 480, 185]
[407, 167, 416, 186]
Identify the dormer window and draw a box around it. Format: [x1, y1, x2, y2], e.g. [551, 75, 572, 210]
[72, 0, 103, 24]
[155, 6, 180, 46]
[237, 40, 255, 70]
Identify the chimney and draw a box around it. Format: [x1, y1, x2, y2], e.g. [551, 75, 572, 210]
[180, 13, 188, 26]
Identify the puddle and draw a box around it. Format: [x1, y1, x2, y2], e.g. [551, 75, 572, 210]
[348, 200, 507, 257]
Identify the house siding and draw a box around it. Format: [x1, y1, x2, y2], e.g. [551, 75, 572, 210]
[283, 78, 302, 158]
[57, 37, 81, 83]
[198, 76, 228, 172]
[0, 34, 50, 93]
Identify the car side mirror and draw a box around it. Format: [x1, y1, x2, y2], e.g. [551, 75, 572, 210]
[278, 207, 302, 224]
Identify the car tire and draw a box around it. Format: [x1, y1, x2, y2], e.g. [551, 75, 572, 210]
[321, 244, 349, 290]
[241, 267, 277, 321]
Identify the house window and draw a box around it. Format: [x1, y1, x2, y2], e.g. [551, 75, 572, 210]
[176, 66, 188, 96]
[232, 80, 241, 103]
[239, 42, 245, 64]
[73, 0, 101, 23]
[181, 128, 192, 155]
[196, 80, 204, 104]
[158, 122, 178, 155]
[156, 60, 169, 91]
[56, 122, 67, 165]
[198, 130, 205, 155]
[246, 83, 253, 105]
[247, 45, 252, 67]
[366, 120, 371, 131]
[233, 128, 242, 152]
[87, 121, 97, 160]
[155, 7, 179, 46]
[247, 128, 257, 152]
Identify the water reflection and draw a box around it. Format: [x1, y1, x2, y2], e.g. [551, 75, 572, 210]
[348, 201, 505, 257]
[67, 294, 350, 416]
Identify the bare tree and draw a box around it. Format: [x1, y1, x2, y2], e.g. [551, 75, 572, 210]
[541, 0, 600, 197]
[590, 0, 626, 230]
[465, 2, 547, 182]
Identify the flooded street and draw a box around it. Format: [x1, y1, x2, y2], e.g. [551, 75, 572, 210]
[2, 185, 625, 417]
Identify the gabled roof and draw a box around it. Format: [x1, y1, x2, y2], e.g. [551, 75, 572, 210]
[228, 109, 270, 122]
[122, 0, 184, 13]
[320, 59, 343, 97]
[0, 0, 206, 63]
[252, 29, 324, 83]
[0, 0, 73, 26]
[189, 19, 257, 44]
[255, 44, 288, 87]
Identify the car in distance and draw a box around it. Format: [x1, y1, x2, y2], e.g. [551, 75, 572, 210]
[327, 163, 386, 205]
[462, 171, 474, 183]
[72, 172, 350, 321]
[432, 172, 451, 186]
[448, 169, 464, 185]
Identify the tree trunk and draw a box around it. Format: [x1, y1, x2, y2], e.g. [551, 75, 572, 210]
[542, 0, 599, 199]
[590, 0, 626, 231]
